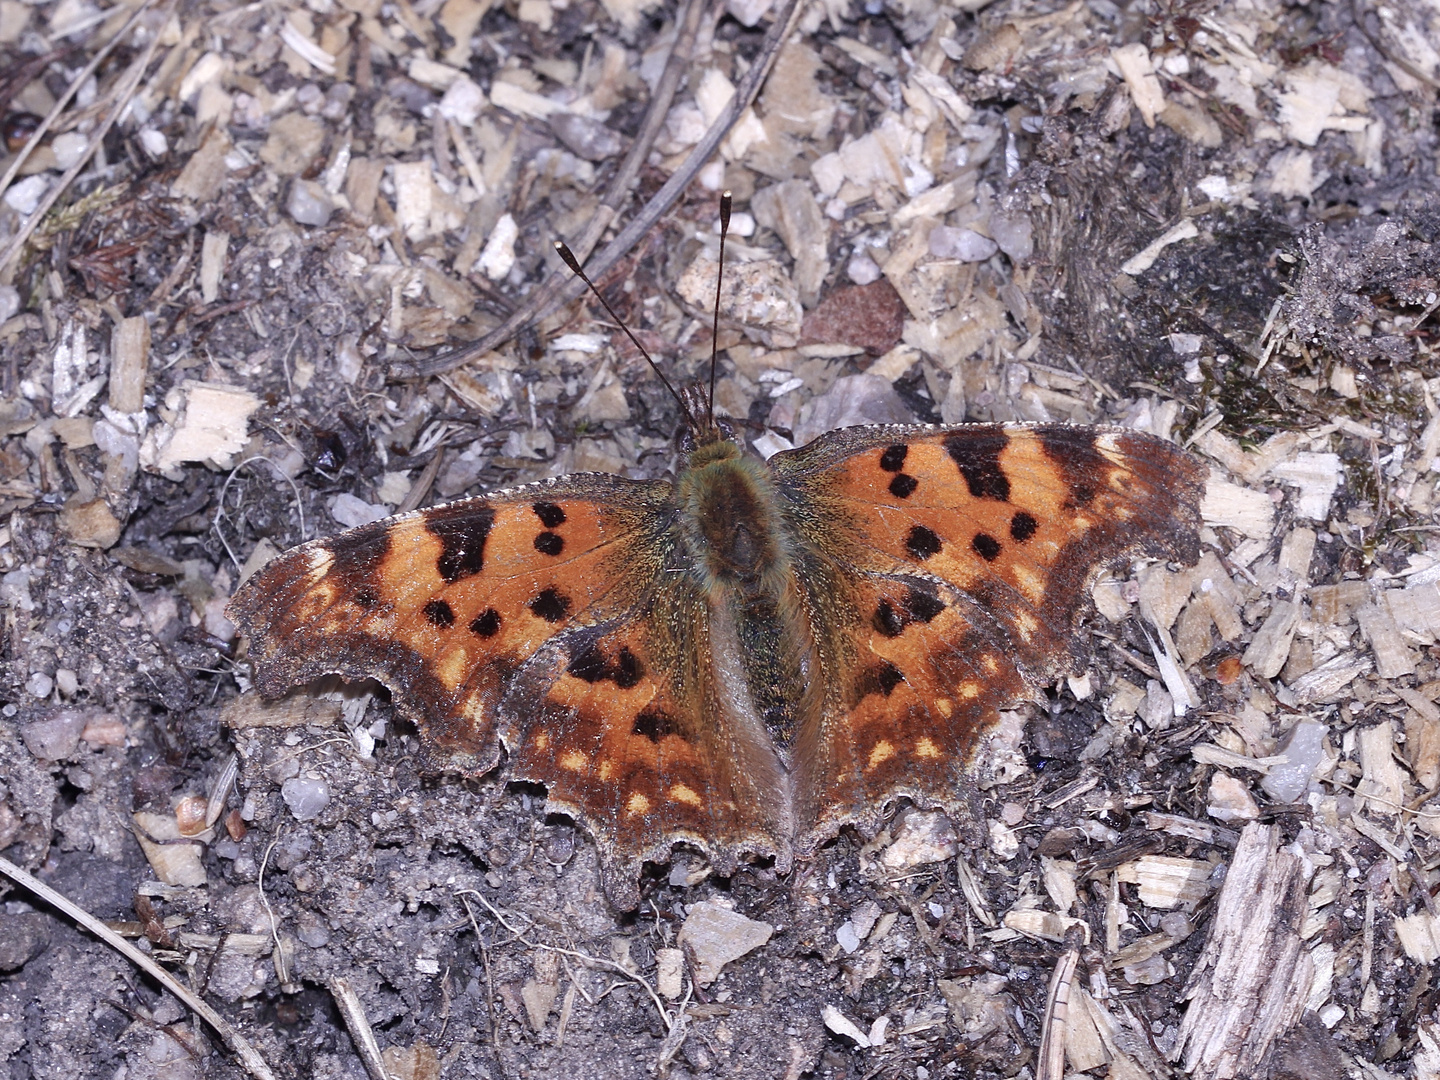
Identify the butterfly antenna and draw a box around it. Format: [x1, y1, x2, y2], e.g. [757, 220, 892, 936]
[707, 190, 732, 431]
[553, 241, 694, 429]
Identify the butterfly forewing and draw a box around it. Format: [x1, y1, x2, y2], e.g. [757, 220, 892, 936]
[772, 423, 1205, 843]
[230, 474, 671, 772]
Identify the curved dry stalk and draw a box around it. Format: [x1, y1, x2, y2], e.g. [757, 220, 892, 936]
[456, 887, 676, 1033]
[0, 854, 280, 1080]
[396, 0, 805, 380]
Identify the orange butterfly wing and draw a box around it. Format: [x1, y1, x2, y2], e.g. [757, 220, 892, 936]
[228, 473, 790, 907]
[770, 424, 1205, 846]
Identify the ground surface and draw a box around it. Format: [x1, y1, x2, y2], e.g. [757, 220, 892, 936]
[2, 0, 1440, 1077]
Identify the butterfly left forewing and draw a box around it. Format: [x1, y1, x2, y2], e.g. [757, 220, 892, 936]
[772, 423, 1205, 845]
[229, 474, 672, 774]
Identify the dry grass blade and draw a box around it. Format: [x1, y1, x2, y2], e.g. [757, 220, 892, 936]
[0, 854, 279, 1080]
[0, 0, 175, 277]
[0, 0, 158, 208]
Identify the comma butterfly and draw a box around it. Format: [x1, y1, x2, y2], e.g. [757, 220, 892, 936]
[228, 196, 1205, 908]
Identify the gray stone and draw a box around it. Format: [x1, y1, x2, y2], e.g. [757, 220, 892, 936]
[0, 912, 51, 971]
[20, 708, 87, 760]
[678, 901, 773, 987]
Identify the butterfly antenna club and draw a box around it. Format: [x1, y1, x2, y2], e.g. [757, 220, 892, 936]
[707, 190, 732, 431]
[553, 240, 694, 430]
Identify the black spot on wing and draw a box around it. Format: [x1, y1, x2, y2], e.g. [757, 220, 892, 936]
[873, 600, 904, 638]
[529, 588, 571, 623]
[857, 660, 905, 700]
[873, 583, 945, 639]
[533, 501, 566, 528]
[633, 710, 675, 741]
[906, 525, 942, 560]
[534, 531, 564, 556]
[567, 641, 645, 688]
[1010, 511, 1038, 542]
[568, 642, 608, 683]
[889, 473, 919, 499]
[972, 533, 1001, 561]
[353, 587, 378, 609]
[944, 429, 1011, 501]
[879, 445, 908, 472]
[426, 503, 495, 582]
[905, 583, 945, 623]
[470, 608, 501, 638]
[423, 599, 455, 628]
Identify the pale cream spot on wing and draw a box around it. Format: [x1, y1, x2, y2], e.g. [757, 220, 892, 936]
[437, 649, 469, 690]
[867, 740, 896, 770]
[1012, 563, 1045, 604]
[958, 681, 981, 700]
[598, 760, 614, 781]
[306, 546, 334, 578]
[915, 737, 940, 758]
[1073, 515, 1092, 531]
[533, 731, 550, 750]
[935, 698, 953, 717]
[626, 792, 651, 816]
[981, 655, 1000, 675]
[559, 750, 587, 772]
[1014, 611, 1040, 642]
[670, 783, 702, 806]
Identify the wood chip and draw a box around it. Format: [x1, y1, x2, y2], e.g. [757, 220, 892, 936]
[1170, 824, 1314, 1079]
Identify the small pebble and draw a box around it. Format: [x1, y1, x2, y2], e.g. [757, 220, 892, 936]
[677, 900, 773, 987]
[21, 708, 87, 759]
[287, 178, 335, 227]
[25, 671, 54, 700]
[439, 76, 486, 127]
[990, 210, 1034, 261]
[281, 776, 331, 821]
[929, 225, 998, 262]
[139, 128, 168, 156]
[0, 284, 20, 324]
[51, 131, 89, 171]
[1261, 719, 1327, 803]
[846, 250, 881, 285]
[329, 493, 388, 528]
[4, 174, 48, 215]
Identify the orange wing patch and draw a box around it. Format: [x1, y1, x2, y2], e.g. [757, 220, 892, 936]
[229, 476, 670, 775]
[776, 423, 1204, 844]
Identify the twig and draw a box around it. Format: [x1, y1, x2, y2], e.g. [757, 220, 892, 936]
[0, 0, 176, 278]
[1036, 929, 1084, 1080]
[328, 976, 396, 1080]
[397, 0, 805, 379]
[0, 854, 279, 1080]
[456, 887, 675, 1032]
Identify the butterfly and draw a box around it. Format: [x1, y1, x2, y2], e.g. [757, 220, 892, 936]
[228, 197, 1206, 909]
